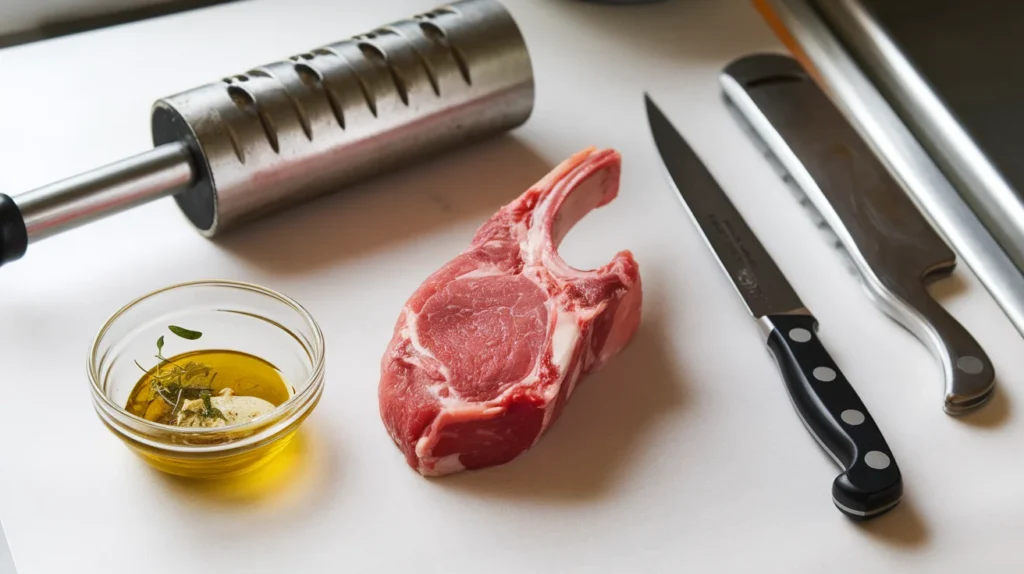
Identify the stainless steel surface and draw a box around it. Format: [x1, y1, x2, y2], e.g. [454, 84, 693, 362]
[0, 518, 14, 574]
[0, 0, 235, 48]
[816, 0, 1024, 275]
[762, 0, 1024, 340]
[645, 94, 806, 320]
[0, 0, 167, 38]
[15, 142, 195, 242]
[721, 53, 995, 414]
[153, 0, 534, 236]
[7, 0, 533, 252]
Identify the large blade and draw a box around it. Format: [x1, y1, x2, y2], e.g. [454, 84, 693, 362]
[645, 94, 805, 319]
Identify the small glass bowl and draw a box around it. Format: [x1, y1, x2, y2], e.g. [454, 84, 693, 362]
[88, 280, 325, 479]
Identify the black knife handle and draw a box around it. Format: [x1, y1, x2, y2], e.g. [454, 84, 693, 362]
[0, 194, 28, 268]
[763, 313, 902, 520]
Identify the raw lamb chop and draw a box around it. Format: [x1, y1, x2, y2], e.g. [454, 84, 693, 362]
[379, 147, 642, 476]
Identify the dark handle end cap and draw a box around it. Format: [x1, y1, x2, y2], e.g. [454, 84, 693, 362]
[833, 471, 903, 521]
[0, 194, 27, 268]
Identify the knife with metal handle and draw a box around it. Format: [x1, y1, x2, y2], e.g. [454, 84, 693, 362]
[646, 94, 902, 519]
[719, 53, 995, 415]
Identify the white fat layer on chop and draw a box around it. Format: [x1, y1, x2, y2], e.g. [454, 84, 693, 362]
[538, 307, 584, 434]
[454, 266, 506, 280]
[400, 309, 452, 382]
[420, 453, 465, 477]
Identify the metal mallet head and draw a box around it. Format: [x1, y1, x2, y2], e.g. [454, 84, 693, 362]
[0, 0, 534, 267]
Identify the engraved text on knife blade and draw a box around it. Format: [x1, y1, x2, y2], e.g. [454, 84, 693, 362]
[708, 212, 771, 309]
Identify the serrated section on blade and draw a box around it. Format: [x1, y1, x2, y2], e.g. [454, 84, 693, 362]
[725, 94, 858, 275]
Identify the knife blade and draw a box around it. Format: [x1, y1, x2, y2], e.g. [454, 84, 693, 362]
[719, 53, 995, 415]
[645, 93, 902, 519]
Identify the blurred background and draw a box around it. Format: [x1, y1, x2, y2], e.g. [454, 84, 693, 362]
[0, 0, 236, 47]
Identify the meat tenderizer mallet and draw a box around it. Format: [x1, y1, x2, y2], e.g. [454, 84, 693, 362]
[0, 0, 534, 268]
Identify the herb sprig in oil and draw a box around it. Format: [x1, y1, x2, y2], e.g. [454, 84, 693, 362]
[134, 326, 226, 422]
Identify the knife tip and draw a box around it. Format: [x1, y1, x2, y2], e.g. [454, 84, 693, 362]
[643, 92, 658, 115]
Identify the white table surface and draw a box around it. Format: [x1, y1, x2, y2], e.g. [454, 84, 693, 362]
[1, 0, 1023, 572]
[0, 521, 13, 574]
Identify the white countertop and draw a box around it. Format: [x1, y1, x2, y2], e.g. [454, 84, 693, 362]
[1, 0, 1023, 572]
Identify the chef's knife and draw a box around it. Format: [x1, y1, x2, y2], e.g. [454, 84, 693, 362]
[645, 94, 902, 519]
[719, 53, 995, 414]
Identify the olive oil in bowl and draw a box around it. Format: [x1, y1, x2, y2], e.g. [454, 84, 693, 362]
[88, 280, 325, 480]
[127, 346, 294, 428]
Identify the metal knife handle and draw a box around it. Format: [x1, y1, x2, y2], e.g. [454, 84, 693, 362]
[14, 143, 196, 244]
[762, 313, 902, 519]
[872, 279, 995, 414]
[721, 53, 995, 415]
